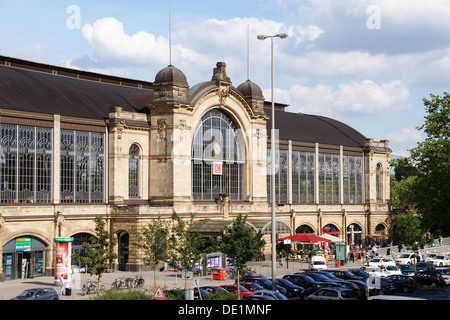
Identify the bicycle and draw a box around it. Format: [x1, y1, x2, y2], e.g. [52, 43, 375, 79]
[133, 275, 145, 288]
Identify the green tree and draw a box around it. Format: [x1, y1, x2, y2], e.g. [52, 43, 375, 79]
[131, 217, 170, 288]
[72, 216, 117, 296]
[217, 213, 265, 299]
[390, 212, 432, 250]
[168, 211, 205, 298]
[409, 93, 450, 235]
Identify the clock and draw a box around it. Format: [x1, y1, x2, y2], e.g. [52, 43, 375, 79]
[212, 142, 222, 157]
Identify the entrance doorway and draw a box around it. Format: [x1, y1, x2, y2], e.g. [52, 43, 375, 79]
[2, 236, 47, 280]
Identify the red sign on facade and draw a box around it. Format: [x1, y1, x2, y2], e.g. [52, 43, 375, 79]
[213, 162, 222, 175]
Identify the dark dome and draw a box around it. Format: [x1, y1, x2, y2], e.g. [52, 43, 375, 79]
[237, 80, 264, 99]
[154, 65, 188, 86]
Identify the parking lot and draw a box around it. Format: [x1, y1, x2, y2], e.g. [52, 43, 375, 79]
[1, 256, 449, 300]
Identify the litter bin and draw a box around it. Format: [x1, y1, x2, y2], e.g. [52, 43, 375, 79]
[212, 268, 226, 280]
[65, 287, 72, 296]
[336, 260, 341, 268]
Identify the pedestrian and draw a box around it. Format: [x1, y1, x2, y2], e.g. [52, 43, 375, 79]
[163, 261, 168, 272]
[398, 243, 402, 253]
[59, 275, 65, 296]
[349, 250, 354, 263]
[387, 247, 391, 256]
[439, 235, 443, 246]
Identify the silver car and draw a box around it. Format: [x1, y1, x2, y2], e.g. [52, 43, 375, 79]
[307, 287, 357, 300]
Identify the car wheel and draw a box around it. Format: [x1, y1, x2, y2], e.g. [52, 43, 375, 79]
[402, 286, 409, 293]
[379, 289, 385, 295]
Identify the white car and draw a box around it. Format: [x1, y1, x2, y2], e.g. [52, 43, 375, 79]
[395, 253, 417, 265]
[439, 269, 450, 285]
[383, 265, 403, 276]
[310, 255, 328, 270]
[364, 266, 386, 277]
[369, 257, 396, 267]
[429, 255, 450, 267]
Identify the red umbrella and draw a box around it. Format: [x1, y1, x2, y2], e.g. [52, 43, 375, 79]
[278, 233, 331, 243]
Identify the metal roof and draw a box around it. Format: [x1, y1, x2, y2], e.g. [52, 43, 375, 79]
[0, 62, 154, 120]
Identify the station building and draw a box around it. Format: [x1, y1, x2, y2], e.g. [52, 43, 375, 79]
[0, 56, 392, 280]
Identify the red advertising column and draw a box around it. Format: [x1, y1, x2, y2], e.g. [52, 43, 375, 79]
[54, 237, 73, 287]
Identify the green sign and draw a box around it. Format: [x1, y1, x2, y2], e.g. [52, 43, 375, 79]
[15, 237, 32, 251]
[335, 244, 346, 261]
[54, 237, 74, 242]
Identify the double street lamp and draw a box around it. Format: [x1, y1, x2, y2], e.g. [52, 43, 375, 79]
[257, 33, 288, 291]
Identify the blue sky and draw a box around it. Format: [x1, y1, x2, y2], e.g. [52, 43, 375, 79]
[2, 0, 450, 157]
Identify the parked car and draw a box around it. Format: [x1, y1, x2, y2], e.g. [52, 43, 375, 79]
[11, 288, 59, 300]
[283, 274, 322, 290]
[383, 265, 403, 276]
[181, 289, 209, 300]
[302, 272, 340, 283]
[386, 274, 416, 293]
[438, 268, 450, 285]
[240, 282, 265, 292]
[368, 257, 396, 267]
[200, 286, 228, 294]
[275, 278, 304, 298]
[415, 262, 436, 272]
[398, 264, 415, 276]
[336, 281, 364, 300]
[396, 253, 417, 265]
[307, 287, 358, 300]
[424, 253, 437, 262]
[310, 255, 328, 270]
[348, 268, 370, 280]
[363, 266, 386, 277]
[248, 290, 288, 300]
[366, 276, 396, 295]
[299, 282, 343, 300]
[240, 276, 287, 295]
[327, 270, 364, 281]
[429, 255, 450, 267]
[219, 285, 252, 297]
[415, 270, 447, 288]
[242, 295, 276, 300]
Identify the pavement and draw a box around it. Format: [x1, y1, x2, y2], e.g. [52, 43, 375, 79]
[0, 258, 366, 300]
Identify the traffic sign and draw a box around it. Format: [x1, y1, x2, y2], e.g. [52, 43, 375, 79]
[152, 285, 166, 300]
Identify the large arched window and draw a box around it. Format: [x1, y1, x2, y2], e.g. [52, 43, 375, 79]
[128, 144, 140, 198]
[192, 109, 245, 201]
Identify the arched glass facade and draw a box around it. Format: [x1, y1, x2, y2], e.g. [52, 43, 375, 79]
[192, 109, 245, 201]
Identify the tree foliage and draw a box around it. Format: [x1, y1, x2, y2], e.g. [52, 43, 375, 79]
[408, 93, 450, 235]
[168, 210, 205, 296]
[131, 217, 170, 287]
[216, 213, 265, 299]
[72, 216, 117, 296]
[390, 212, 432, 250]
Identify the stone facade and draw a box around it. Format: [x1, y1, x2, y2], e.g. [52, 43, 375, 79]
[0, 58, 392, 278]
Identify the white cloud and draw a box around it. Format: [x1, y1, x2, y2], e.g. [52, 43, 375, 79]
[386, 128, 423, 144]
[265, 79, 411, 118]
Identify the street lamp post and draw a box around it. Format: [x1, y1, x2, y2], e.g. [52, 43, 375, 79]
[257, 33, 288, 291]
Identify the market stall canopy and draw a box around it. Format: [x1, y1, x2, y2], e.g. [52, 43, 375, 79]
[366, 233, 389, 239]
[320, 233, 344, 242]
[278, 233, 331, 243]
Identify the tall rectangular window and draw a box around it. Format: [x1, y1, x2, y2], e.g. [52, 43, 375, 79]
[292, 150, 315, 204]
[343, 155, 363, 204]
[0, 124, 52, 203]
[267, 149, 288, 204]
[60, 130, 105, 203]
[318, 153, 340, 204]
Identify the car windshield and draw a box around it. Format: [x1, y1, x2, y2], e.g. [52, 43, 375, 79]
[314, 261, 326, 265]
[249, 283, 264, 290]
[399, 254, 412, 258]
[371, 259, 381, 262]
[435, 255, 444, 259]
[18, 290, 36, 297]
[386, 266, 398, 270]
[277, 279, 293, 286]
